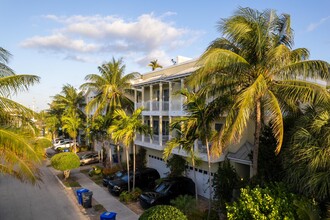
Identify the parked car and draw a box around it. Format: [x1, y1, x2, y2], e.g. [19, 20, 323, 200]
[80, 152, 99, 166]
[53, 140, 76, 151]
[139, 176, 195, 209]
[107, 168, 160, 196]
[102, 170, 127, 187]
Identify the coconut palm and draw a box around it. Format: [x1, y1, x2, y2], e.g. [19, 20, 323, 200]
[61, 111, 82, 153]
[284, 104, 330, 201]
[109, 108, 151, 191]
[0, 47, 42, 184]
[80, 57, 137, 117]
[148, 59, 163, 71]
[52, 84, 85, 117]
[189, 7, 330, 176]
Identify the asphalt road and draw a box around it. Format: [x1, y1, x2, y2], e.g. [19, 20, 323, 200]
[0, 163, 88, 220]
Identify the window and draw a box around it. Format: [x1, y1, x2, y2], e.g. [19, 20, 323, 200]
[215, 123, 223, 132]
[162, 121, 169, 135]
[163, 89, 169, 101]
[153, 120, 159, 135]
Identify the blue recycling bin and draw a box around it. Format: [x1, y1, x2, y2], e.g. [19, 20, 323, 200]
[100, 211, 116, 220]
[76, 188, 89, 205]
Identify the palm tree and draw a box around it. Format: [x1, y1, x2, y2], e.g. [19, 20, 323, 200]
[61, 111, 82, 153]
[109, 108, 151, 191]
[80, 57, 138, 117]
[52, 84, 85, 117]
[284, 104, 330, 202]
[189, 7, 330, 176]
[45, 115, 60, 142]
[148, 59, 163, 71]
[0, 47, 42, 184]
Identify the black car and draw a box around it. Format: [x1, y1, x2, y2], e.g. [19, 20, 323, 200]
[107, 168, 160, 196]
[102, 170, 127, 187]
[139, 176, 195, 209]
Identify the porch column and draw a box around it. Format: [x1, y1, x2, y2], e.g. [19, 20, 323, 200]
[150, 85, 153, 111]
[150, 116, 153, 144]
[180, 78, 184, 111]
[169, 82, 172, 112]
[141, 86, 145, 109]
[134, 89, 137, 110]
[159, 83, 163, 112]
[159, 116, 163, 147]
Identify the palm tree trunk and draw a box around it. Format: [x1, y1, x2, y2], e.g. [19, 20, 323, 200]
[192, 156, 198, 203]
[253, 98, 262, 177]
[109, 147, 112, 168]
[133, 144, 136, 191]
[126, 147, 130, 192]
[205, 138, 212, 220]
[117, 144, 123, 169]
[73, 138, 77, 154]
[63, 170, 70, 179]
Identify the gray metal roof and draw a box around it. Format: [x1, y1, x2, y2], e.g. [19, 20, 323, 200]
[227, 141, 252, 165]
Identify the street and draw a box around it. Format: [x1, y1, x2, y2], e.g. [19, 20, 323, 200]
[0, 163, 88, 220]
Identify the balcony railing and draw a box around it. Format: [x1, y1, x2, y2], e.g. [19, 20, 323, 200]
[162, 135, 169, 145]
[152, 101, 159, 111]
[152, 135, 160, 144]
[162, 101, 169, 111]
[172, 100, 182, 111]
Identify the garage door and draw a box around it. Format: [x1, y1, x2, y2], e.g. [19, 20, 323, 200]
[186, 167, 213, 199]
[147, 154, 170, 178]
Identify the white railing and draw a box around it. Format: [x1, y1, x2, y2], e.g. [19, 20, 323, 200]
[162, 101, 169, 111]
[144, 101, 151, 111]
[162, 135, 169, 145]
[152, 135, 160, 144]
[135, 134, 142, 141]
[171, 100, 182, 111]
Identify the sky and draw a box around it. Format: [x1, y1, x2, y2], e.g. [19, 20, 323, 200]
[1, 0, 330, 111]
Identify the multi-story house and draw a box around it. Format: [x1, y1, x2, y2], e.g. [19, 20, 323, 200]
[131, 56, 255, 198]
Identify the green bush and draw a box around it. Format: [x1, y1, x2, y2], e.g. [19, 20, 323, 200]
[226, 184, 297, 220]
[139, 205, 187, 220]
[119, 188, 142, 203]
[170, 195, 196, 217]
[51, 152, 80, 179]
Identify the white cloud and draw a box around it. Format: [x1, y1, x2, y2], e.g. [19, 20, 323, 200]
[307, 16, 330, 32]
[21, 13, 201, 68]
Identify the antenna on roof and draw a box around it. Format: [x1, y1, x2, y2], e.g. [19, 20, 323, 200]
[171, 59, 177, 65]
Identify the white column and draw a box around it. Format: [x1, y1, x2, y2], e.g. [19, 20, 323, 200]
[169, 116, 172, 139]
[159, 83, 163, 112]
[180, 79, 184, 111]
[150, 85, 153, 111]
[141, 86, 145, 109]
[134, 89, 137, 110]
[169, 82, 172, 112]
[150, 116, 153, 143]
[142, 116, 145, 142]
[159, 116, 163, 146]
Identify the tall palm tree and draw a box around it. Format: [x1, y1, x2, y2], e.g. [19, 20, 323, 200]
[80, 57, 137, 117]
[61, 111, 82, 153]
[284, 104, 330, 202]
[0, 47, 42, 184]
[189, 7, 330, 176]
[52, 84, 85, 117]
[109, 108, 151, 191]
[148, 59, 163, 71]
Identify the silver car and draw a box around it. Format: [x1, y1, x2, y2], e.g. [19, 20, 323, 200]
[80, 153, 99, 166]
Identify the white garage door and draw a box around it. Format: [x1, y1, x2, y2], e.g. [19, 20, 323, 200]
[147, 154, 170, 178]
[186, 167, 213, 199]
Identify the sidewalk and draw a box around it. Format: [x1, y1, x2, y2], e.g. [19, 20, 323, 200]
[48, 165, 139, 220]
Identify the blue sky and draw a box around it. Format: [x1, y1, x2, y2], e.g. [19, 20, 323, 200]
[2, 0, 330, 111]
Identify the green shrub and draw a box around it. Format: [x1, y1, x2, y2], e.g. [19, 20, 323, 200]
[102, 165, 121, 176]
[166, 155, 186, 177]
[139, 205, 187, 220]
[51, 152, 80, 179]
[119, 188, 142, 203]
[170, 195, 196, 217]
[226, 184, 297, 220]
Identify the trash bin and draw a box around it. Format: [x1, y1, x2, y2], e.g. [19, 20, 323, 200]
[76, 188, 89, 205]
[100, 211, 116, 220]
[82, 191, 93, 208]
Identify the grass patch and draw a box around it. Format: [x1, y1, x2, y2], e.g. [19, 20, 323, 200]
[94, 204, 106, 212]
[63, 180, 81, 187]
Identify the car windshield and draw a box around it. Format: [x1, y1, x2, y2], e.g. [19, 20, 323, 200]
[154, 182, 171, 194]
[120, 174, 132, 183]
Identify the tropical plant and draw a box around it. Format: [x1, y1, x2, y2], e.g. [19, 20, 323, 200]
[283, 104, 330, 202]
[109, 108, 151, 191]
[189, 7, 330, 177]
[61, 111, 82, 153]
[139, 205, 187, 220]
[226, 184, 298, 220]
[45, 115, 60, 142]
[212, 160, 239, 213]
[165, 154, 186, 177]
[80, 57, 137, 117]
[52, 84, 85, 117]
[51, 152, 80, 179]
[0, 47, 42, 184]
[170, 195, 196, 218]
[148, 59, 163, 71]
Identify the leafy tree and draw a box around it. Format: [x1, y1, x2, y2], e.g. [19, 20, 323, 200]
[283, 104, 330, 202]
[109, 108, 151, 191]
[148, 59, 163, 71]
[139, 205, 187, 220]
[61, 111, 82, 153]
[190, 7, 330, 177]
[0, 47, 42, 184]
[51, 152, 80, 179]
[226, 184, 298, 220]
[212, 160, 239, 213]
[45, 115, 60, 141]
[80, 57, 137, 117]
[165, 154, 186, 177]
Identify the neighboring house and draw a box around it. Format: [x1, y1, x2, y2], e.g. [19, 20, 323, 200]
[130, 56, 254, 198]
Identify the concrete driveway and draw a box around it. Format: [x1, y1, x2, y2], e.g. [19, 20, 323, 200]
[0, 163, 88, 220]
